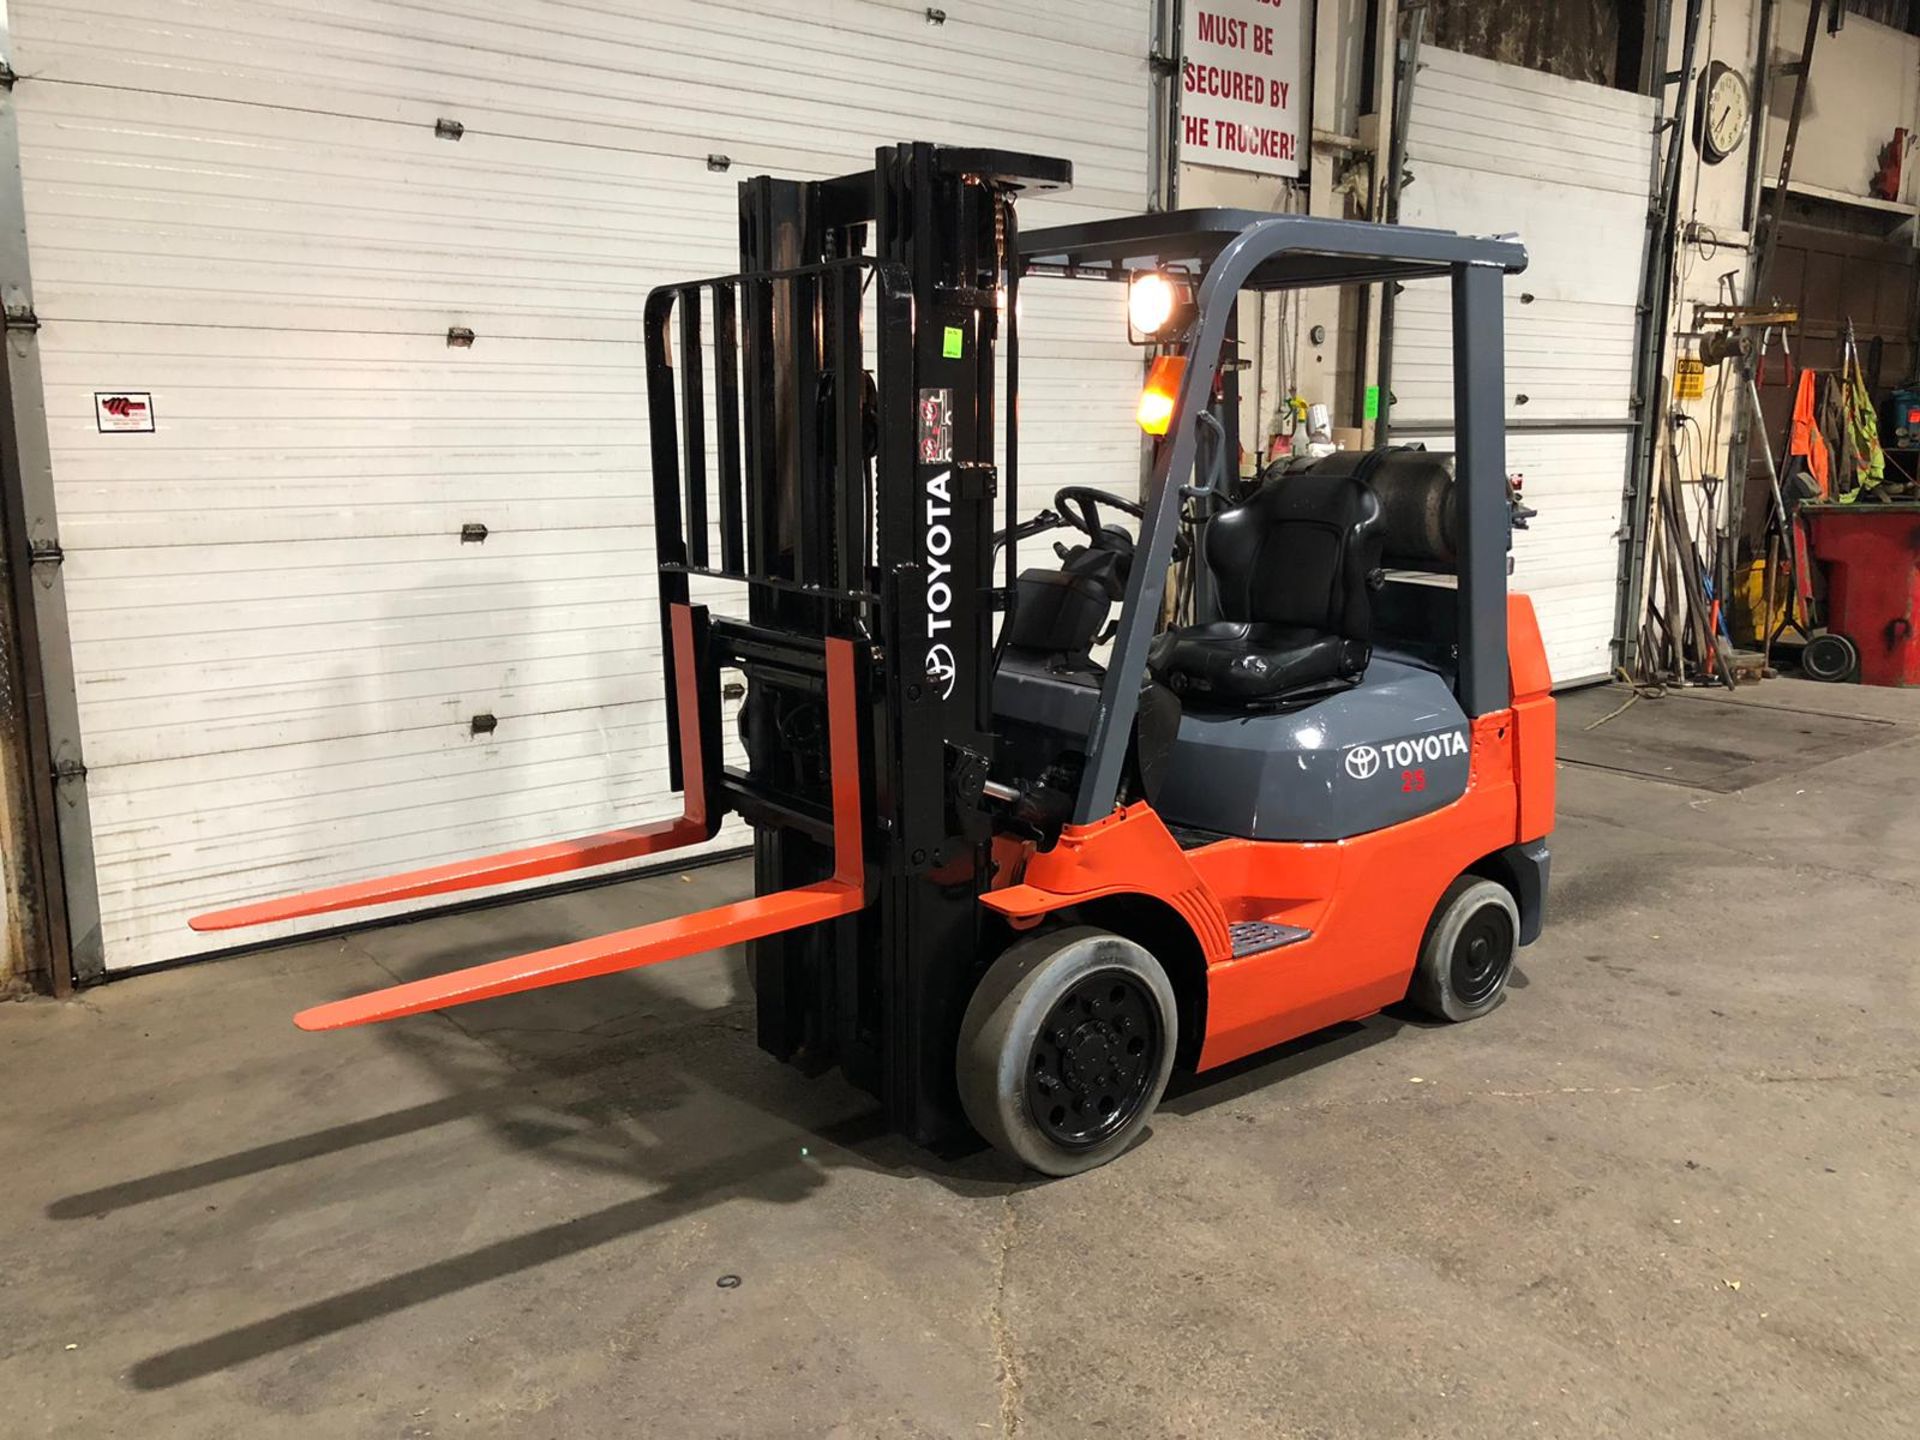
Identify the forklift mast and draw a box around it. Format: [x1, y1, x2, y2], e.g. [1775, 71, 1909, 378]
[646, 144, 1070, 1143]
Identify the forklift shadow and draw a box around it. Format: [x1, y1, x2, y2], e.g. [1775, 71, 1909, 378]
[1159, 1014, 1407, 1116]
[104, 936, 1007, 1391]
[1156, 971, 1530, 1119]
[106, 935, 1530, 1390]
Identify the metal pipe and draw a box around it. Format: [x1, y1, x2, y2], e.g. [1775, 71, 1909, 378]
[1373, 1, 1427, 447]
[1003, 195, 1020, 611]
[1616, 0, 1702, 677]
[1346, 0, 1397, 437]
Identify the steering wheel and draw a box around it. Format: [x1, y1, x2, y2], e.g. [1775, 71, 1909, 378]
[1054, 486, 1144, 542]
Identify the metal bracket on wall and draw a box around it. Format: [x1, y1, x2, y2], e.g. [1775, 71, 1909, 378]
[0, 44, 105, 985]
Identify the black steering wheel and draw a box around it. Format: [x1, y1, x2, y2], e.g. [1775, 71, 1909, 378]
[1053, 485, 1192, 564]
[1054, 486, 1144, 542]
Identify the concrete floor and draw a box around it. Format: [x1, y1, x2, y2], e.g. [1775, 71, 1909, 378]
[2, 679, 1917, 1439]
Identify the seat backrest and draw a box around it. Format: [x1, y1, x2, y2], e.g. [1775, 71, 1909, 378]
[1204, 470, 1386, 642]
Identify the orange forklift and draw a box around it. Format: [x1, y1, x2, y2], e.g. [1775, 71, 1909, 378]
[193, 144, 1555, 1176]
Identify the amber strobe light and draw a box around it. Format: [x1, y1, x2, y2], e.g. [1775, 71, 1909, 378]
[1137, 355, 1186, 435]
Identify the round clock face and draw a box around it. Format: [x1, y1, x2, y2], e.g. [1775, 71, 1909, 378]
[1701, 62, 1751, 162]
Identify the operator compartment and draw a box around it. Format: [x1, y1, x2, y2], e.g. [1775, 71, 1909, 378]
[994, 447, 1506, 845]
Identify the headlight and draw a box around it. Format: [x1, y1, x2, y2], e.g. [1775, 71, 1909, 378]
[1129, 270, 1178, 336]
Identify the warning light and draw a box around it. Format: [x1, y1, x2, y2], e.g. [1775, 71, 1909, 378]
[1137, 355, 1186, 435]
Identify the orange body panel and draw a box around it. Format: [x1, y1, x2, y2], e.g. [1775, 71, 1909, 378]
[191, 605, 719, 933]
[982, 604, 1557, 1074]
[1507, 594, 1557, 841]
[1187, 710, 1523, 1069]
[982, 802, 1233, 962]
[289, 635, 867, 1030]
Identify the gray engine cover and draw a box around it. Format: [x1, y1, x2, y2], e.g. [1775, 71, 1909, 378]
[1149, 657, 1473, 842]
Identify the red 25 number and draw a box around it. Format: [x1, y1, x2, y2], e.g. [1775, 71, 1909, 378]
[1400, 768, 1427, 793]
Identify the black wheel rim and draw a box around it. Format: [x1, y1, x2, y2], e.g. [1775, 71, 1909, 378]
[1025, 967, 1162, 1150]
[1805, 634, 1855, 681]
[1450, 902, 1515, 1007]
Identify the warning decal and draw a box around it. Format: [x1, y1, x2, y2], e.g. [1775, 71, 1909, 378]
[95, 392, 156, 433]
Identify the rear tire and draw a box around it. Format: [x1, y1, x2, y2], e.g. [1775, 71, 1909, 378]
[957, 926, 1177, 1177]
[1409, 876, 1518, 1023]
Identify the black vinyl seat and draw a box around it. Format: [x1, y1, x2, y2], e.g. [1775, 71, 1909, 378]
[1148, 469, 1386, 706]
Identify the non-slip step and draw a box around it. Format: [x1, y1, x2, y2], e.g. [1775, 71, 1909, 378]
[1229, 919, 1312, 959]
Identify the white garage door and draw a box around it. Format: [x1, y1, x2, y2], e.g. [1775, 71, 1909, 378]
[11, 0, 1149, 971]
[1388, 47, 1655, 684]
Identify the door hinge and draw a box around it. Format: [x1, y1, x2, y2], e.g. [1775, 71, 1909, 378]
[0, 61, 17, 91]
[53, 757, 86, 784]
[5, 304, 41, 333]
[28, 538, 62, 566]
[1148, 50, 1178, 78]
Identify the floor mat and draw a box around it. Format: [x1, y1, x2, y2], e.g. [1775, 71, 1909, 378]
[1555, 686, 1903, 792]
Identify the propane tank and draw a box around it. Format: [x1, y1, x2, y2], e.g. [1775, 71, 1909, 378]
[1304, 447, 1464, 568]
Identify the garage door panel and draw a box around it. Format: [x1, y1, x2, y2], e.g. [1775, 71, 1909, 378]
[1391, 47, 1650, 685]
[1388, 294, 1639, 424]
[1408, 52, 1653, 193]
[17, 0, 1148, 124]
[73, 599, 651, 679]
[14, 0, 1147, 124]
[94, 703, 757, 965]
[16, 0, 1149, 968]
[15, 3, 1146, 205]
[21, 94, 1135, 336]
[99, 806, 750, 968]
[1396, 424, 1629, 685]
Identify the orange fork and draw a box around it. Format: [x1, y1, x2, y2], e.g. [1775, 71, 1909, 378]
[190, 609, 870, 1033]
[191, 605, 723, 934]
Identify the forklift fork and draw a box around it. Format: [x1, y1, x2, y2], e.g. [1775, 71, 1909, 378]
[191, 610, 868, 1031]
[191, 606, 724, 933]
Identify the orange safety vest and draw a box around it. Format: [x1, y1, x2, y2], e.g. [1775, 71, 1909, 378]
[1787, 368, 1831, 499]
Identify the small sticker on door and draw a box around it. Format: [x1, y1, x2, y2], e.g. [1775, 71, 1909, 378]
[95, 392, 155, 433]
[941, 325, 964, 360]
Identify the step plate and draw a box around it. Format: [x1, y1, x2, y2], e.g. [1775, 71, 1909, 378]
[1229, 920, 1312, 959]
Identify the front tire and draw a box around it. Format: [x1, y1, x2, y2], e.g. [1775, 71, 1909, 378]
[956, 926, 1177, 1177]
[1409, 876, 1519, 1023]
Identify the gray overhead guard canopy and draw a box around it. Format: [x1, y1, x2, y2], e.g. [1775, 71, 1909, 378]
[1015, 209, 1531, 827]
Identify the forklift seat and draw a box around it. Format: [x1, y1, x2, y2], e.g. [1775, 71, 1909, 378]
[1148, 469, 1386, 706]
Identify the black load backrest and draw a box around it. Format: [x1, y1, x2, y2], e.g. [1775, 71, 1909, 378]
[1204, 470, 1386, 643]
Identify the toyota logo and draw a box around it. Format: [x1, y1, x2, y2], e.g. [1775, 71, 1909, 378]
[1343, 744, 1380, 780]
[925, 643, 957, 700]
